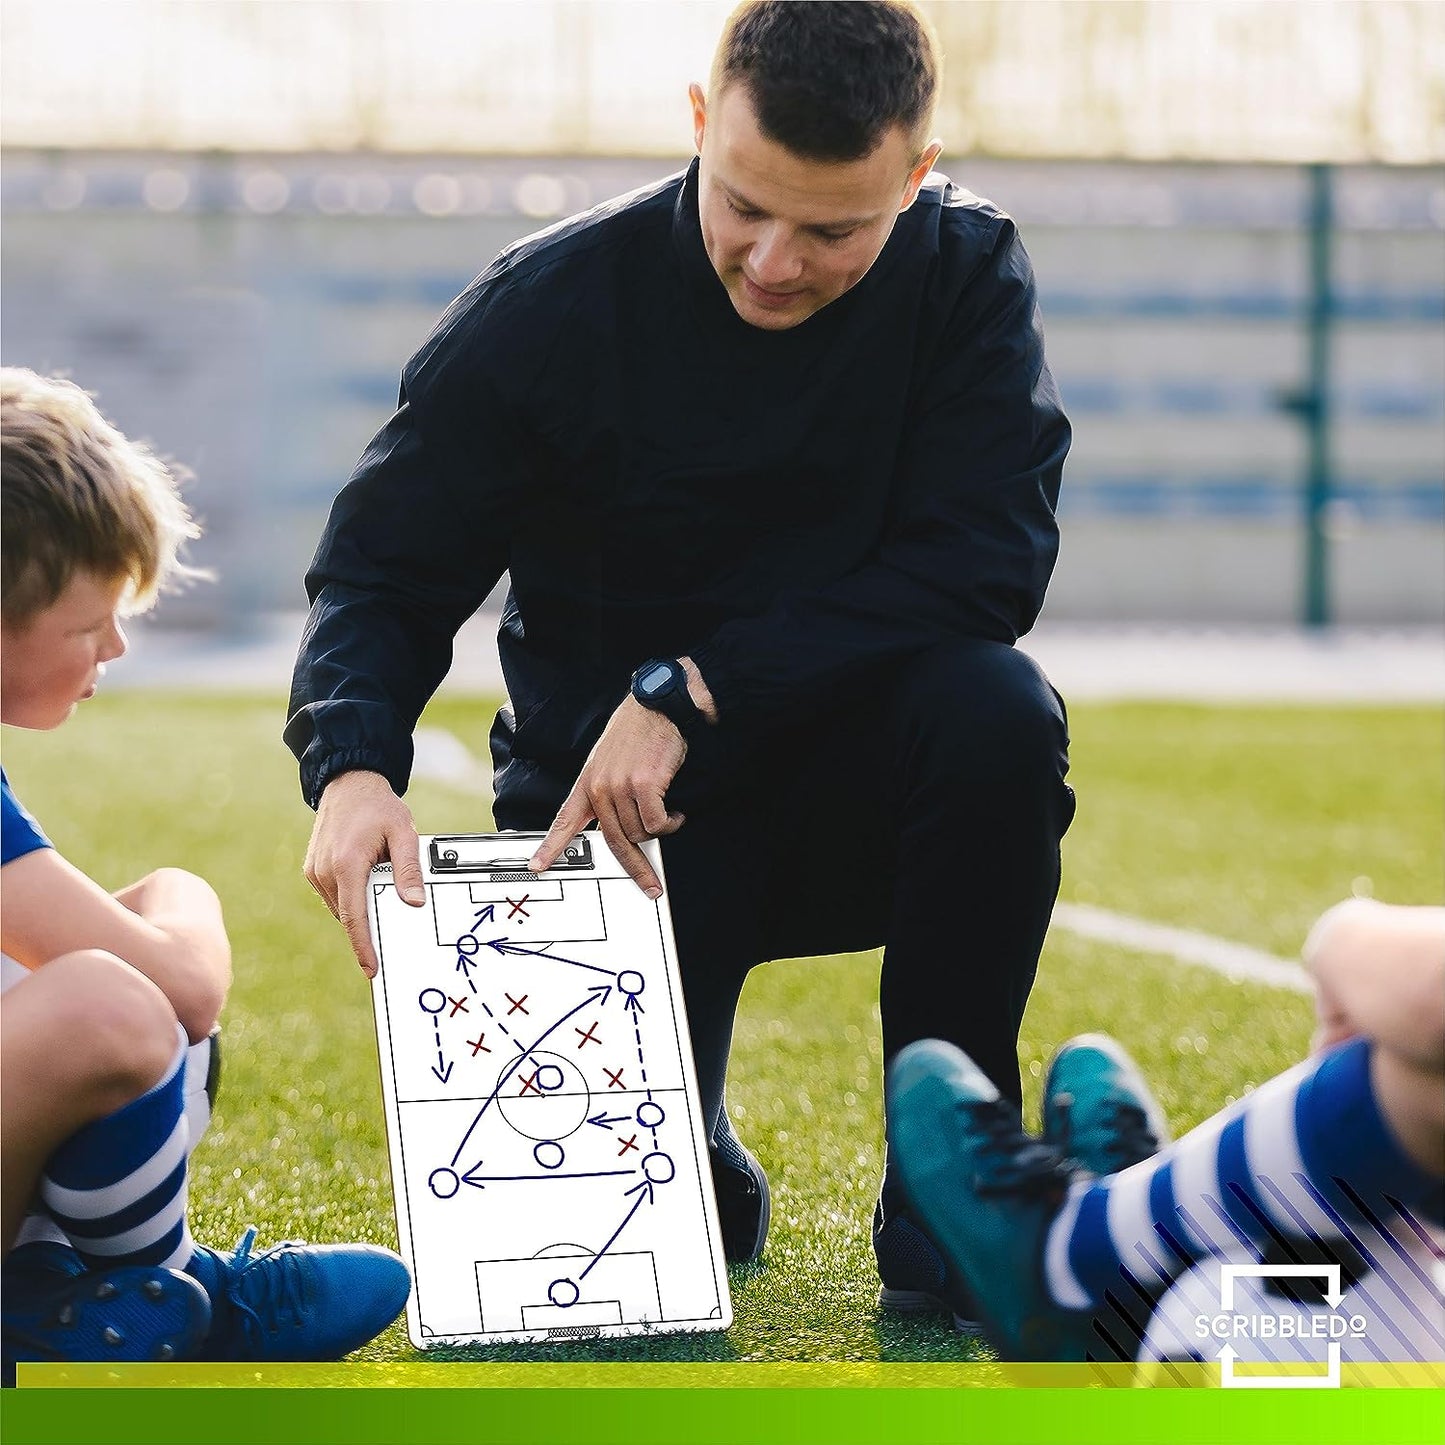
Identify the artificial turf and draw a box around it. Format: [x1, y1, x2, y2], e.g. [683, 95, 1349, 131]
[2, 693, 1439, 1363]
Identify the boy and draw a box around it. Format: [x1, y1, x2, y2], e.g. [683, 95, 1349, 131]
[1, 368, 411, 1372]
[889, 897, 1445, 1363]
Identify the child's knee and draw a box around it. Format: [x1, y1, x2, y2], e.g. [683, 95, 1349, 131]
[42, 950, 181, 1102]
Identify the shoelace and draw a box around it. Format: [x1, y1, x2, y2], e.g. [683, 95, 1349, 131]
[1052, 1094, 1159, 1172]
[222, 1228, 309, 1348]
[962, 1099, 1073, 1198]
[1097, 1101, 1159, 1169]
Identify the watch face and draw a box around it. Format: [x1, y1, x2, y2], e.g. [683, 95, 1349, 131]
[638, 663, 674, 696]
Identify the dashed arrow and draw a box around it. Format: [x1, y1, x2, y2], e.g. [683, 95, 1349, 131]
[624, 995, 644, 1016]
[587, 1112, 632, 1130]
[431, 1055, 454, 1085]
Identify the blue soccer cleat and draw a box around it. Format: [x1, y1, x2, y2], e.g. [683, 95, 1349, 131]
[2, 1244, 211, 1379]
[1042, 1033, 1170, 1177]
[887, 1038, 1089, 1361]
[192, 1228, 411, 1361]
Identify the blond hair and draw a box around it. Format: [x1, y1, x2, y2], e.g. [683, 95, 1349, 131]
[1, 368, 203, 626]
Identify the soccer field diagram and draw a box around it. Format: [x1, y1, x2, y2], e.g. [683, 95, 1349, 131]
[368, 833, 732, 1347]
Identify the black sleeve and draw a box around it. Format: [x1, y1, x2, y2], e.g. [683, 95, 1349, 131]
[284, 339, 532, 808]
[689, 221, 1069, 725]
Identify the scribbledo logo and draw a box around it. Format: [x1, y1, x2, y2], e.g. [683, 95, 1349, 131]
[1194, 1265, 1366, 1388]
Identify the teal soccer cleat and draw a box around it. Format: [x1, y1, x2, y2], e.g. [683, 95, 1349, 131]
[192, 1228, 411, 1361]
[887, 1039, 1090, 1362]
[1042, 1034, 1170, 1177]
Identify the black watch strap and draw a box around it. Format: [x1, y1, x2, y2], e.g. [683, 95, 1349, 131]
[630, 658, 704, 735]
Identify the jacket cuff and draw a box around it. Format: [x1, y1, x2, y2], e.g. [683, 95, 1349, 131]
[302, 747, 404, 811]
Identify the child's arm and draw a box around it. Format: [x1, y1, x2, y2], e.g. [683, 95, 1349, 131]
[1303, 898, 1445, 1071]
[0, 852, 230, 1041]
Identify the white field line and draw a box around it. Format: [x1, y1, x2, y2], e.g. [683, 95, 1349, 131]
[1051, 902, 1312, 994]
[411, 727, 492, 798]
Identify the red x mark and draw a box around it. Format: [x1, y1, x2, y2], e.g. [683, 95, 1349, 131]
[448, 996, 469, 1017]
[467, 1034, 491, 1056]
[506, 895, 531, 920]
[604, 1067, 625, 1089]
[617, 1134, 639, 1156]
[518, 1071, 542, 1096]
[574, 1021, 601, 1049]
[505, 993, 529, 1015]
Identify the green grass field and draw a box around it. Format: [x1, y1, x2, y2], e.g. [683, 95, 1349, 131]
[2, 693, 1440, 1364]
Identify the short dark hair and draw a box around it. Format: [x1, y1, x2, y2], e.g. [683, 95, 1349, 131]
[711, 1, 940, 163]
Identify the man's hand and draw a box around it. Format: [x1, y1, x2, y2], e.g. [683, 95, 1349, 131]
[304, 770, 425, 977]
[530, 699, 690, 896]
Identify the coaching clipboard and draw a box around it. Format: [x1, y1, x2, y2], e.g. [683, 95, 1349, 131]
[367, 832, 732, 1347]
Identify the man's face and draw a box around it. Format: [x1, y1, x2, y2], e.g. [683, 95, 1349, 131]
[691, 82, 940, 332]
[0, 570, 129, 730]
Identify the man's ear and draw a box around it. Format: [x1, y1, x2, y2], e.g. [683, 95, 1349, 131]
[688, 83, 708, 155]
[899, 140, 944, 211]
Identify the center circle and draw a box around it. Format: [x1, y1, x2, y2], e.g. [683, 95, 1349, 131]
[496, 1050, 590, 1141]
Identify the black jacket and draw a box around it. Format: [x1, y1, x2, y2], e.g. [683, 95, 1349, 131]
[285, 161, 1070, 814]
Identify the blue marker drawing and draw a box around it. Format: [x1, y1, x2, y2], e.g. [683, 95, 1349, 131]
[367, 834, 730, 1347]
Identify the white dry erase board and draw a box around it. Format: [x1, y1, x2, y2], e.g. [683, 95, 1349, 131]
[368, 832, 732, 1347]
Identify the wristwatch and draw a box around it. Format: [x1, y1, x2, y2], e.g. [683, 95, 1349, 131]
[630, 658, 704, 736]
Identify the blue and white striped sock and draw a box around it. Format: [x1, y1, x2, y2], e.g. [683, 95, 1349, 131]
[1045, 1038, 1445, 1313]
[39, 1026, 197, 1273]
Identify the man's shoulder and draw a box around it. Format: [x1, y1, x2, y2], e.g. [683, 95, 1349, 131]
[903, 173, 1036, 313]
[916, 173, 1015, 255]
[492, 169, 685, 287]
[405, 170, 683, 390]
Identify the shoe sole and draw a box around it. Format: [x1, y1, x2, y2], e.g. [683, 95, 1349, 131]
[877, 1286, 983, 1334]
[2, 1265, 211, 1369]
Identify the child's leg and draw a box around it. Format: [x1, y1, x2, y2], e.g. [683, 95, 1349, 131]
[1046, 1038, 1445, 1315]
[2, 951, 183, 1254]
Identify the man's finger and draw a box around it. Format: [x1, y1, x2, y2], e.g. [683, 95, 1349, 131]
[388, 821, 426, 906]
[597, 803, 662, 899]
[304, 864, 338, 920]
[530, 792, 594, 873]
[637, 790, 685, 838]
[337, 887, 380, 978]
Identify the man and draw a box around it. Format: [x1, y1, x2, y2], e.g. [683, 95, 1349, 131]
[286, 1, 1077, 1321]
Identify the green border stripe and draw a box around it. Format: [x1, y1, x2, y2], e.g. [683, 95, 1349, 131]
[4, 1386, 1443, 1445]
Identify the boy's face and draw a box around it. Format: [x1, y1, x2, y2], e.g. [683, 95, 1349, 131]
[1, 571, 129, 730]
[690, 81, 941, 331]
